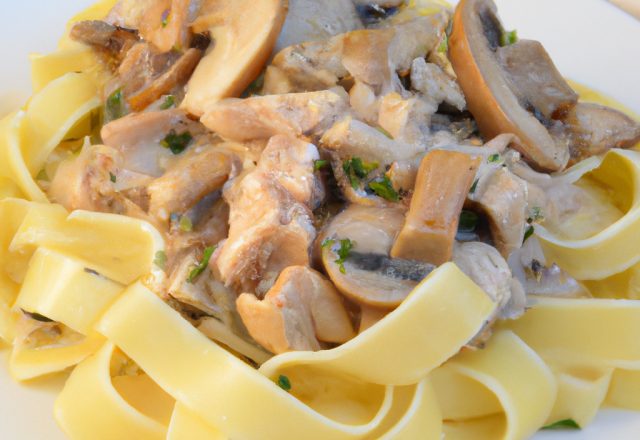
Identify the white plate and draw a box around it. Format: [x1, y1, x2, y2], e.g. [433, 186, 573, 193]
[0, 1, 639, 439]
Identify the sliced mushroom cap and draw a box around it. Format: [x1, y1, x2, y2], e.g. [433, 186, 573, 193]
[236, 266, 355, 354]
[449, 0, 570, 171]
[565, 103, 640, 164]
[391, 150, 481, 266]
[318, 204, 436, 308]
[183, 0, 288, 116]
[201, 91, 356, 142]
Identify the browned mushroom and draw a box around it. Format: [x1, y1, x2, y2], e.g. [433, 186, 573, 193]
[449, 0, 570, 171]
[236, 266, 355, 354]
[183, 0, 288, 116]
[390, 150, 481, 266]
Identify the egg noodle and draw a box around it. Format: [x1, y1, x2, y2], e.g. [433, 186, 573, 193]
[1, 1, 640, 439]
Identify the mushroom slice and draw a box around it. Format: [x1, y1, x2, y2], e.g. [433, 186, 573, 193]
[217, 135, 323, 294]
[101, 108, 209, 177]
[137, 0, 191, 53]
[391, 150, 481, 266]
[449, 0, 570, 171]
[201, 91, 355, 142]
[183, 0, 288, 116]
[378, 91, 438, 144]
[236, 266, 356, 354]
[272, 0, 364, 57]
[451, 241, 525, 346]
[127, 48, 201, 112]
[147, 146, 238, 223]
[318, 204, 437, 308]
[468, 167, 528, 259]
[69, 20, 139, 65]
[564, 103, 640, 164]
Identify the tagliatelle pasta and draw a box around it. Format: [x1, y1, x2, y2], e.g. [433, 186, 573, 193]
[1, 0, 640, 439]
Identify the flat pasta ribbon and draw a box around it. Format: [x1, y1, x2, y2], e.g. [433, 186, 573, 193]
[536, 149, 640, 280]
[438, 330, 557, 440]
[259, 263, 497, 386]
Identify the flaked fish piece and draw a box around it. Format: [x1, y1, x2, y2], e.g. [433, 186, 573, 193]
[201, 91, 356, 142]
[410, 57, 466, 111]
[217, 135, 323, 294]
[378, 91, 438, 144]
[236, 266, 355, 354]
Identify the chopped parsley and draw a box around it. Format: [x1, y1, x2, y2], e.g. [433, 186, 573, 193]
[527, 206, 542, 224]
[161, 130, 192, 154]
[376, 126, 393, 139]
[153, 251, 167, 270]
[523, 225, 534, 243]
[179, 216, 193, 232]
[187, 246, 217, 283]
[343, 157, 379, 191]
[109, 172, 117, 183]
[314, 160, 328, 173]
[501, 29, 518, 47]
[469, 178, 479, 194]
[277, 375, 291, 392]
[334, 239, 355, 275]
[458, 211, 479, 232]
[160, 95, 175, 110]
[104, 87, 126, 124]
[22, 309, 54, 323]
[321, 239, 335, 248]
[369, 175, 400, 202]
[488, 154, 500, 163]
[161, 10, 171, 27]
[542, 419, 580, 430]
[36, 169, 48, 181]
[437, 18, 453, 52]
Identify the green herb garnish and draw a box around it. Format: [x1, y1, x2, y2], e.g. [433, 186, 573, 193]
[369, 175, 400, 202]
[501, 29, 518, 47]
[160, 95, 175, 110]
[437, 18, 453, 53]
[321, 239, 335, 248]
[109, 172, 117, 183]
[153, 251, 167, 270]
[469, 178, 479, 194]
[314, 160, 327, 173]
[36, 169, 48, 181]
[523, 225, 534, 243]
[277, 375, 291, 392]
[351, 157, 379, 179]
[161, 130, 192, 154]
[334, 239, 354, 275]
[488, 154, 500, 163]
[104, 87, 126, 124]
[542, 419, 580, 430]
[187, 246, 217, 283]
[458, 211, 479, 232]
[179, 216, 193, 232]
[527, 206, 543, 224]
[376, 126, 394, 139]
[161, 10, 171, 27]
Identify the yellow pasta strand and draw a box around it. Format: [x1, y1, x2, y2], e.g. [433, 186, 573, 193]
[498, 296, 640, 369]
[259, 263, 497, 386]
[11, 208, 165, 285]
[10, 330, 106, 382]
[583, 260, 640, 299]
[0, 177, 25, 200]
[95, 282, 396, 440]
[536, 149, 640, 280]
[30, 49, 100, 94]
[13, 247, 124, 334]
[605, 369, 640, 412]
[55, 342, 170, 440]
[167, 403, 228, 440]
[441, 331, 557, 440]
